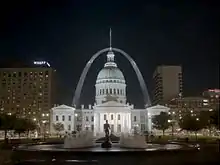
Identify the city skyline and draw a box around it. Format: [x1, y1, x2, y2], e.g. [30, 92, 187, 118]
[1, 1, 219, 107]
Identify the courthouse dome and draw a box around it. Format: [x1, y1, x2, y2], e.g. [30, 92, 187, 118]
[97, 51, 125, 80]
[97, 67, 124, 80]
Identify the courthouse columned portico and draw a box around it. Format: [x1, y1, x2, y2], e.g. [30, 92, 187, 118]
[93, 101, 132, 136]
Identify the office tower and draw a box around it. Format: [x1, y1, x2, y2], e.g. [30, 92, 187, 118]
[152, 65, 182, 105]
[0, 61, 56, 131]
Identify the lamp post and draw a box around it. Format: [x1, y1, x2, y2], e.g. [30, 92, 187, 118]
[168, 120, 174, 139]
[42, 120, 46, 141]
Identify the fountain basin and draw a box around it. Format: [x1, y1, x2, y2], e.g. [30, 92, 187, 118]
[119, 133, 147, 148]
[12, 142, 200, 165]
[63, 131, 94, 149]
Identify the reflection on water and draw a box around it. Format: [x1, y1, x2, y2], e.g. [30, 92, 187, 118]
[17, 143, 183, 152]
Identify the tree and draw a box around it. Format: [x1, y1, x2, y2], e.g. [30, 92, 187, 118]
[53, 123, 64, 137]
[179, 113, 206, 140]
[0, 114, 17, 141]
[200, 111, 215, 136]
[152, 112, 171, 136]
[211, 109, 220, 130]
[14, 118, 37, 138]
[25, 119, 37, 137]
[14, 118, 27, 138]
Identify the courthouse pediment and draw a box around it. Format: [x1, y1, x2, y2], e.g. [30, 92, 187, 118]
[94, 101, 131, 112]
[51, 104, 75, 111]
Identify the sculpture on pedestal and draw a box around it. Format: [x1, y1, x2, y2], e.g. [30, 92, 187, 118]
[101, 120, 112, 148]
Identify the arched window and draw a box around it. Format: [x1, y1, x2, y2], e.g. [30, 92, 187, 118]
[110, 88, 112, 94]
[113, 89, 116, 94]
[134, 116, 137, 122]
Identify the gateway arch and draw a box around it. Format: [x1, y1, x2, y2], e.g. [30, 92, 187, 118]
[72, 47, 151, 108]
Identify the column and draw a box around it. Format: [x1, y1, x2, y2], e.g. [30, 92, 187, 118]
[148, 116, 152, 132]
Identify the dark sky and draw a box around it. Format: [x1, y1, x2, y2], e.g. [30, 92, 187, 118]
[1, 0, 219, 107]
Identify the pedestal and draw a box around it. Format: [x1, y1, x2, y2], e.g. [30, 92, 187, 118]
[101, 137, 112, 148]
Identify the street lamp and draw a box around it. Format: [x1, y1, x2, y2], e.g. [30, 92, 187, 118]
[42, 120, 47, 141]
[168, 120, 174, 139]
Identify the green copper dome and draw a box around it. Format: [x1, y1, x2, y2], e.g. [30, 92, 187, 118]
[97, 51, 125, 80]
[97, 67, 125, 80]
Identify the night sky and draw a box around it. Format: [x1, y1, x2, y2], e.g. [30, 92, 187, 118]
[1, 1, 219, 108]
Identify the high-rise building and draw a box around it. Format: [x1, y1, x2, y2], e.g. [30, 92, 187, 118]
[0, 61, 56, 131]
[152, 65, 182, 105]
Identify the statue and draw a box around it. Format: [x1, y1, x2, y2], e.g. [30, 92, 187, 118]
[104, 120, 110, 136]
[101, 120, 112, 148]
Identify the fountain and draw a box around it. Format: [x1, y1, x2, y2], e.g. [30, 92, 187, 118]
[119, 133, 147, 149]
[12, 130, 200, 164]
[63, 131, 94, 148]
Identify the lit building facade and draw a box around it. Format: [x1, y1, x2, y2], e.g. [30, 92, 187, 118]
[0, 61, 56, 132]
[203, 89, 220, 110]
[50, 105, 75, 134]
[167, 97, 211, 121]
[152, 65, 182, 105]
